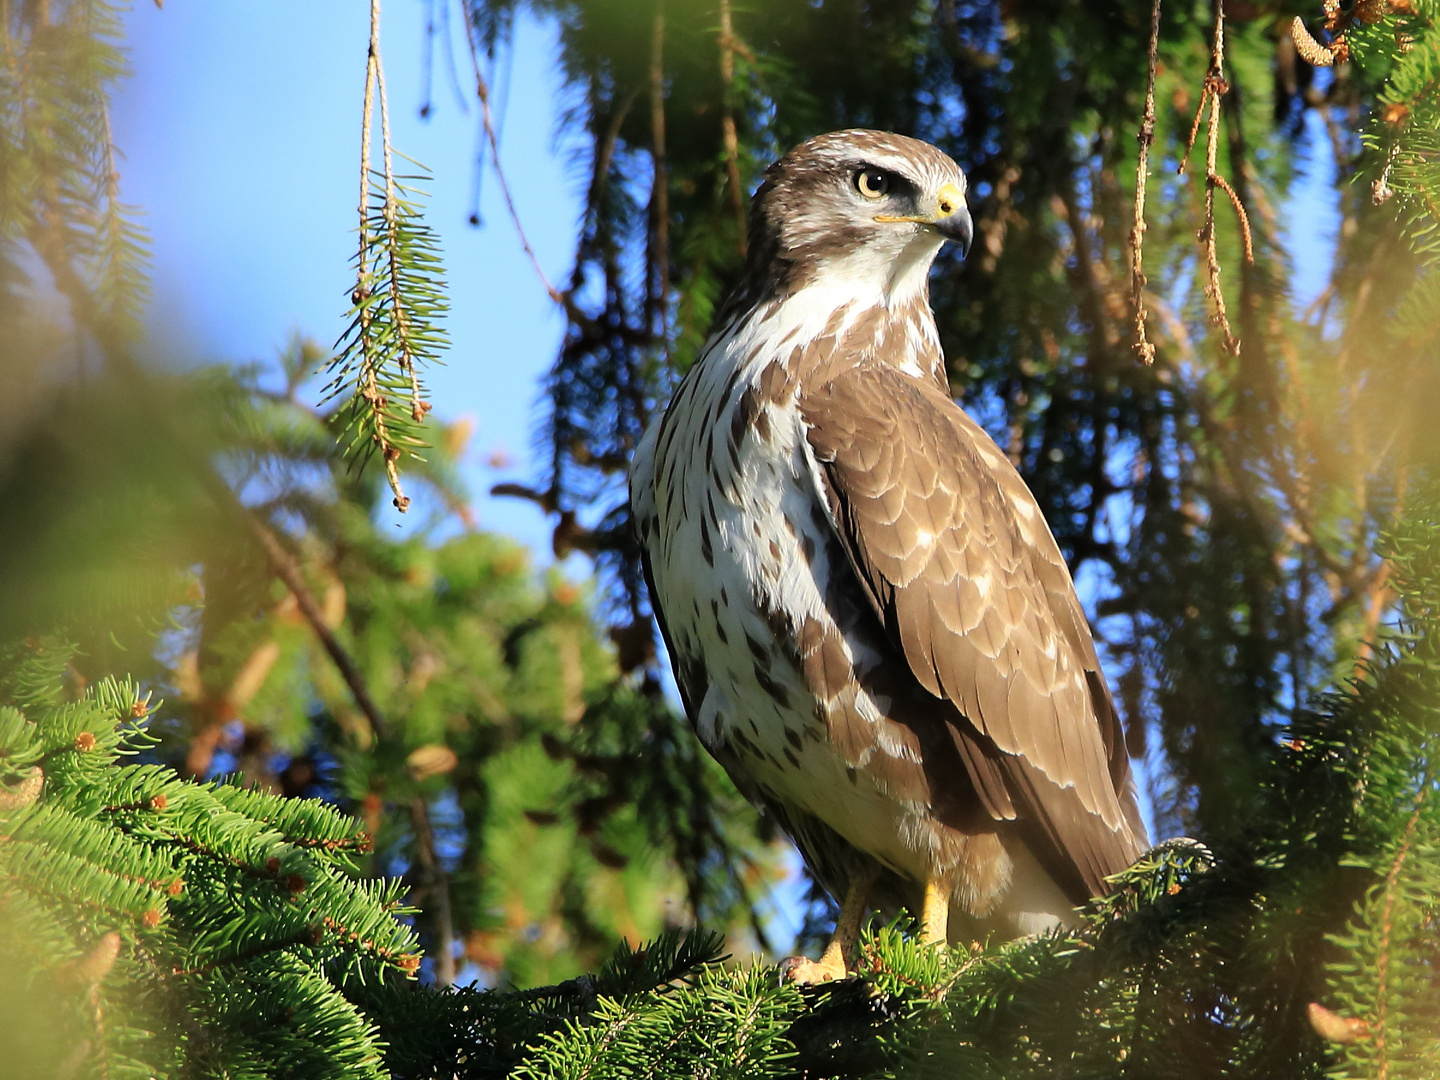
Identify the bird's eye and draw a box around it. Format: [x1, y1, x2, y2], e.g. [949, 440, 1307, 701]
[854, 170, 890, 199]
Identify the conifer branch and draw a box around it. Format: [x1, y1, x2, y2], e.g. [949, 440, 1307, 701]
[327, 0, 449, 513]
[2, 654, 422, 1076]
[1351, 0, 1440, 266]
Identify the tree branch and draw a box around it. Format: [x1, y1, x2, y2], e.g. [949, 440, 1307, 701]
[409, 796, 456, 986]
[647, 3, 671, 347]
[243, 518, 390, 741]
[718, 0, 748, 255]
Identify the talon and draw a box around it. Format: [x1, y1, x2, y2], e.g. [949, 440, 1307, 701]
[780, 954, 847, 984]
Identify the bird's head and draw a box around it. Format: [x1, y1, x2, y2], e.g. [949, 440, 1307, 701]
[746, 130, 972, 307]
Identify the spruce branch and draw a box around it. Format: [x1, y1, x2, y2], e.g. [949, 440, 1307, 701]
[327, 0, 449, 513]
[1352, 1, 1440, 265]
[1, 653, 422, 1078]
[7, 2, 151, 347]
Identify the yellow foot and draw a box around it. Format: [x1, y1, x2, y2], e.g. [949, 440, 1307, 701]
[778, 953, 848, 984]
[782, 867, 876, 985]
[920, 876, 949, 948]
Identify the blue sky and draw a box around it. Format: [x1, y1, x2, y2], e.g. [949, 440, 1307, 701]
[114, 0, 581, 557]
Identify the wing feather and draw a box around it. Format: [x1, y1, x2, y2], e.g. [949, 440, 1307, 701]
[801, 363, 1146, 900]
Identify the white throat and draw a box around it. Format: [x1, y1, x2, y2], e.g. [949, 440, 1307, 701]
[807, 229, 945, 311]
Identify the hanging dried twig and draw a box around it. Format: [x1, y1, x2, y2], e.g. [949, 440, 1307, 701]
[1130, 0, 1162, 365]
[1179, 1, 1254, 357]
[362, 0, 406, 508]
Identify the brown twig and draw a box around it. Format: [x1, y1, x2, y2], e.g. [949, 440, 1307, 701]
[1201, 82, 1236, 354]
[647, 3, 671, 353]
[1130, 0, 1162, 365]
[459, 12, 568, 312]
[718, 0, 748, 255]
[1181, 88, 1209, 167]
[1210, 171, 1254, 263]
[409, 797, 456, 986]
[1180, 2, 1254, 358]
[245, 517, 390, 742]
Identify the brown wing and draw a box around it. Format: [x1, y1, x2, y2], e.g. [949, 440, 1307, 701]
[800, 363, 1147, 901]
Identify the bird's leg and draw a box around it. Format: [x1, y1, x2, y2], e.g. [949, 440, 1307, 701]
[780, 867, 876, 984]
[920, 876, 949, 947]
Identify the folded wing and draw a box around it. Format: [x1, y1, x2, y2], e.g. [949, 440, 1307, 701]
[801, 364, 1147, 900]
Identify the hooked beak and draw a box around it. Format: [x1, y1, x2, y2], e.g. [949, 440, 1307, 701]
[935, 205, 973, 258]
[875, 180, 973, 258]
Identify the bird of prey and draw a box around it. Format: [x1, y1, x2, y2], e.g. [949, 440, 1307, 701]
[630, 130, 1147, 982]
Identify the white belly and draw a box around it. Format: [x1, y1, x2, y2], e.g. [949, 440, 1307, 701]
[642, 360, 934, 884]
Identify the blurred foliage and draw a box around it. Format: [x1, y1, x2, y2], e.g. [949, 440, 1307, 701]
[0, 0, 147, 342]
[0, 333, 776, 990]
[0, 0, 776, 1002]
